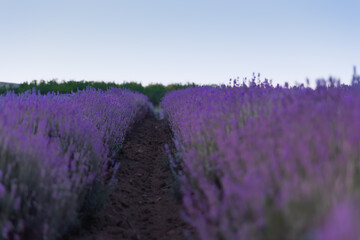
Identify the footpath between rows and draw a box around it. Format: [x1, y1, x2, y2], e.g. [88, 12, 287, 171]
[64, 113, 192, 240]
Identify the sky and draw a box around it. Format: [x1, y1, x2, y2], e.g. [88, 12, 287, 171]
[0, 0, 359, 86]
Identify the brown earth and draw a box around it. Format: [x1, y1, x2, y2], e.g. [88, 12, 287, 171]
[64, 113, 193, 240]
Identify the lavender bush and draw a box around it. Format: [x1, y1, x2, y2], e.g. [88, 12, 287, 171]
[162, 81, 360, 240]
[0, 88, 149, 240]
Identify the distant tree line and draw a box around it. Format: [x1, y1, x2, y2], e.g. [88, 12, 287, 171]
[0, 80, 196, 105]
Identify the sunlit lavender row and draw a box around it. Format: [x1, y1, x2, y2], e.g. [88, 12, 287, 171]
[162, 81, 360, 240]
[0, 88, 149, 240]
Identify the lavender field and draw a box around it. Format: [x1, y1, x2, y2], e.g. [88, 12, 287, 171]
[2, 78, 360, 240]
[0, 0, 358, 239]
[162, 78, 360, 240]
[0, 88, 149, 240]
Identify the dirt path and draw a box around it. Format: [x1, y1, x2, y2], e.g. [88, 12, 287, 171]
[66, 113, 191, 240]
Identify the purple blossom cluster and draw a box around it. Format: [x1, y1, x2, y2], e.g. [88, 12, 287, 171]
[0, 88, 149, 240]
[162, 83, 360, 240]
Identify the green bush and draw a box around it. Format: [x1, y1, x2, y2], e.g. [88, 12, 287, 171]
[0, 80, 197, 106]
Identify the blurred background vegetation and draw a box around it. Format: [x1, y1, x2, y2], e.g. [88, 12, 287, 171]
[0, 80, 196, 105]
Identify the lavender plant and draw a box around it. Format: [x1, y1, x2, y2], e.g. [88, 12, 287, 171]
[0, 88, 149, 240]
[162, 81, 360, 240]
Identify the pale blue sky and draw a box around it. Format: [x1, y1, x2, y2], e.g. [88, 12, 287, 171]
[0, 0, 359, 86]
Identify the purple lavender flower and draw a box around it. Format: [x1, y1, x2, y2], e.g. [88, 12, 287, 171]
[0, 87, 149, 239]
[162, 80, 360, 240]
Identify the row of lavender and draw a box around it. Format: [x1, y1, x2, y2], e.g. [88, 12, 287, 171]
[162, 83, 360, 240]
[0, 88, 149, 240]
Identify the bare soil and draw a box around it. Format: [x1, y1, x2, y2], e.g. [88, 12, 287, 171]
[65, 113, 192, 240]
